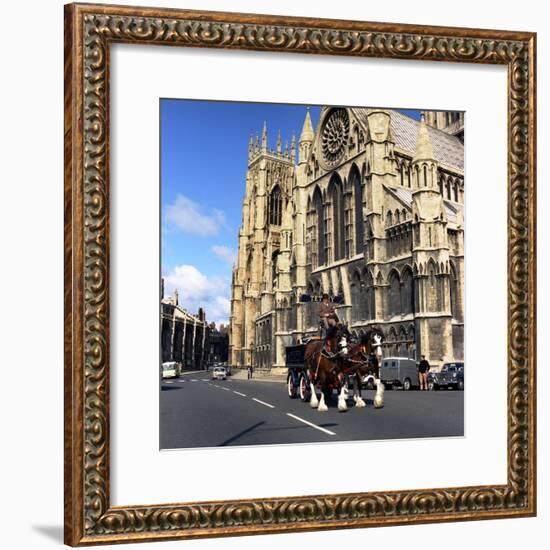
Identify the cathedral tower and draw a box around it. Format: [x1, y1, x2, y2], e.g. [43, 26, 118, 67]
[229, 120, 295, 368]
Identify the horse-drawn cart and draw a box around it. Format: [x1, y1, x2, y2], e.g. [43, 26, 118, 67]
[285, 343, 311, 401]
[285, 328, 386, 411]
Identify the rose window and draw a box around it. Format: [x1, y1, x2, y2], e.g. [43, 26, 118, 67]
[321, 108, 350, 165]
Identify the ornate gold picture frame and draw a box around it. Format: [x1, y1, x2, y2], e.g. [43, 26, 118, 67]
[64, 2, 536, 545]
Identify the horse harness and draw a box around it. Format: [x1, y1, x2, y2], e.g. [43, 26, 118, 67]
[312, 344, 376, 382]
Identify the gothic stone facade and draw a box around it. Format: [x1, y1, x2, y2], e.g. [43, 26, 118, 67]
[230, 107, 464, 372]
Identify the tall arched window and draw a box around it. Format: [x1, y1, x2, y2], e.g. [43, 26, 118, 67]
[388, 270, 401, 316]
[328, 174, 345, 261]
[401, 266, 415, 314]
[344, 185, 353, 258]
[349, 166, 364, 255]
[450, 262, 459, 319]
[313, 187, 325, 266]
[269, 185, 282, 225]
[365, 270, 375, 320]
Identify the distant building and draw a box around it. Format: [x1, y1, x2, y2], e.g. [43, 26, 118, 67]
[207, 323, 229, 365]
[230, 108, 464, 371]
[161, 286, 209, 370]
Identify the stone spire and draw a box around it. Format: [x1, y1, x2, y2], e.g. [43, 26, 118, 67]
[413, 114, 435, 163]
[291, 131, 296, 162]
[255, 133, 259, 154]
[299, 108, 314, 164]
[299, 107, 314, 142]
[276, 129, 282, 153]
[248, 131, 254, 161]
[262, 120, 268, 153]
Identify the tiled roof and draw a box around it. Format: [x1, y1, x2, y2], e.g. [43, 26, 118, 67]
[384, 185, 463, 225]
[443, 200, 460, 224]
[352, 108, 464, 172]
[386, 185, 413, 208]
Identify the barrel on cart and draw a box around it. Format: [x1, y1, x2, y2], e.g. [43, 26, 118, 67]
[285, 343, 312, 401]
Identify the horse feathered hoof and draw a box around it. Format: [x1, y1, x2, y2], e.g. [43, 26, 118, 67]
[355, 397, 366, 408]
[318, 402, 328, 412]
[338, 400, 348, 412]
[374, 395, 384, 408]
[309, 383, 319, 408]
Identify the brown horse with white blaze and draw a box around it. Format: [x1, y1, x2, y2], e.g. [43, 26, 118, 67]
[304, 323, 351, 412]
[343, 327, 385, 409]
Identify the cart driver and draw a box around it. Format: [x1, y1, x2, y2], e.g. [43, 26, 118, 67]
[318, 293, 338, 337]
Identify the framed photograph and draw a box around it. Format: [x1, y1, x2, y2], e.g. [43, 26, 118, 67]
[64, 2, 537, 546]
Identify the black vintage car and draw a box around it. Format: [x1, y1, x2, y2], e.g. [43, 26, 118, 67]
[427, 362, 464, 391]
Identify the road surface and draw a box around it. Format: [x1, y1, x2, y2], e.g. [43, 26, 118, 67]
[160, 371, 464, 449]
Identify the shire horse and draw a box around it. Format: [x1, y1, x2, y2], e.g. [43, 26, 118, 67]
[304, 325, 385, 412]
[304, 322, 351, 412]
[343, 327, 385, 409]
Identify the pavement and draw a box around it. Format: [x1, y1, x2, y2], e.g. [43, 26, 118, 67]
[160, 370, 464, 449]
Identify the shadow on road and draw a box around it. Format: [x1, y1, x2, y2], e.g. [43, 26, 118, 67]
[161, 385, 180, 391]
[219, 421, 265, 446]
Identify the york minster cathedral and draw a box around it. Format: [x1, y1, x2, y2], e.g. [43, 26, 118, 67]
[229, 106, 464, 372]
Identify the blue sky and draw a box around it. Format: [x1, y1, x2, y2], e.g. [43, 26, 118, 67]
[160, 99, 420, 326]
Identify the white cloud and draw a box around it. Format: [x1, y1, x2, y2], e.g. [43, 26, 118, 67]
[211, 245, 237, 265]
[165, 194, 227, 236]
[163, 264, 231, 325]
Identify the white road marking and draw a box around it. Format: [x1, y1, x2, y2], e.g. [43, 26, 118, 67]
[286, 413, 336, 436]
[191, 379, 198, 382]
[221, 387, 230, 391]
[252, 398, 275, 409]
[201, 379, 208, 382]
[164, 381, 174, 384]
[233, 391, 247, 397]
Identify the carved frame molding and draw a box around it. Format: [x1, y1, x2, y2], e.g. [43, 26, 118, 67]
[64, 3, 536, 546]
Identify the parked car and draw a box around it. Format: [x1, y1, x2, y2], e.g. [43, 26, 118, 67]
[428, 362, 464, 390]
[380, 357, 419, 390]
[212, 366, 227, 380]
[162, 361, 180, 379]
[347, 372, 376, 391]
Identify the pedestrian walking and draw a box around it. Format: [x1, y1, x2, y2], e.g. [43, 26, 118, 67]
[418, 355, 431, 390]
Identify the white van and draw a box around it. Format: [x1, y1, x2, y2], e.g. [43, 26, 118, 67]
[162, 361, 180, 379]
